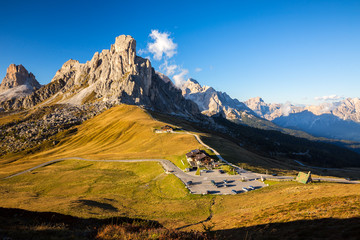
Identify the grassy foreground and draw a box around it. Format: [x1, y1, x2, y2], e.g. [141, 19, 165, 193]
[0, 159, 359, 232]
[0, 160, 212, 229]
[0, 104, 360, 238]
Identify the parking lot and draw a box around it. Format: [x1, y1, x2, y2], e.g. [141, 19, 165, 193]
[177, 168, 267, 195]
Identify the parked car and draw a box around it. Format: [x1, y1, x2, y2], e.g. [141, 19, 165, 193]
[223, 179, 228, 184]
[231, 189, 238, 194]
[211, 180, 216, 186]
[242, 187, 248, 192]
[219, 169, 225, 174]
[248, 185, 255, 190]
[187, 181, 193, 186]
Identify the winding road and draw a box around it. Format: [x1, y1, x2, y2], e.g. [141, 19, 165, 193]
[4, 131, 359, 194]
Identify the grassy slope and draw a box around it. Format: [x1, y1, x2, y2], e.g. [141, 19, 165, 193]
[211, 181, 360, 230]
[0, 161, 358, 231]
[0, 105, 203, 178]
[150, 110, 360, 179]
[0, 104, 359, 233]
[0, 160, 212, 228]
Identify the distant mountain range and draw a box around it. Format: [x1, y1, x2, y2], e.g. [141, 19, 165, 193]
[182, 79, 360, 142]
[245, 97, 360, 142]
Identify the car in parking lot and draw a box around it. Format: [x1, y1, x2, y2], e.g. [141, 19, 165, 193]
[242, 187, 248, 192]
[248, 185, 255, 190]
[231, 189, 238, 194]
[219, 169, 225, 174]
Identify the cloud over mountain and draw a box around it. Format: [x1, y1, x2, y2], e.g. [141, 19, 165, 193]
[140, 30, 189, 88]
[147, 30, 177, 60]
[315, 94, 343, 101]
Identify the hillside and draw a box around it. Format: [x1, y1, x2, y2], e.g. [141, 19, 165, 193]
[0, 104, 203, 178]
[0, 161, 359, 237]
[1, 103, 360, 239]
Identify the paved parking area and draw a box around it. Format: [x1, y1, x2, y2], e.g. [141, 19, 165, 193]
[174, 168, 267, 195]
[186, 177, 265, 195]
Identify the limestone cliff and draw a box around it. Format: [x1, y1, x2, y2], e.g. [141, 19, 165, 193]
[0, 64, 41, 102]
[0, 35, 200, 117]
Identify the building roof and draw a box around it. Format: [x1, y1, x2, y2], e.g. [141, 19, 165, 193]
[161, 125, 173, 130]
[195, 153, 207, 161]
[186, 149, 201, 158]
[296, 171, 312, 184]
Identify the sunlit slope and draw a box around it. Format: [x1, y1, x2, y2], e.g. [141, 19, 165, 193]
[46, 105, 201, 159]
[0, 105, 202, 177]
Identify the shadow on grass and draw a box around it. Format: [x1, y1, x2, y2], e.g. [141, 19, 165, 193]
[72, 199, 118, 212]
[0, 207, 161, 240]
[215, 217, 360, 240]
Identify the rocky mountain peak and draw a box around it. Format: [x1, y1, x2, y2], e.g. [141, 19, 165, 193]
[0, 64, 41, 92]
[181, 78, 252, 121]
[187, 78, 200, 85]
[111, 35, 136, 66]
[0, 64, 42, 103]
[0, 35, 201, 118]
[247, 96, 264, 104]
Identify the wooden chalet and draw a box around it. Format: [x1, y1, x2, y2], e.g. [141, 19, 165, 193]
[160, 125, 174, 132]
[186, 149, 214, 169]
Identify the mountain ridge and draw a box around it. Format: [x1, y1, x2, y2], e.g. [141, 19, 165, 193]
[0, 35, 200, 119]
[245, 97, 360, 141]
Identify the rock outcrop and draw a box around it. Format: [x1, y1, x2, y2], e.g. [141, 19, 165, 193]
[0, 64, 41, 102]
[181, 78, 253, 122]
[0, 35, 201, 118]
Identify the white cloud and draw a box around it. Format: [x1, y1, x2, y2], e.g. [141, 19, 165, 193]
[143, 29, 189, 88]
[137, 48, 147, 55]
[314, 95, 343, 101]
[160, 61, 178, 76]
[173, 69, 189, 88]
[195, 67, 202, 72]
[280, 101, 293, 116]
[148, 30, 177, 60]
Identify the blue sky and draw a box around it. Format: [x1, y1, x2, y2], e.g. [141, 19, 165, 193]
[1, 0, 359, 105]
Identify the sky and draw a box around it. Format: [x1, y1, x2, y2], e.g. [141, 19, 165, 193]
[1, 0, 359, 105]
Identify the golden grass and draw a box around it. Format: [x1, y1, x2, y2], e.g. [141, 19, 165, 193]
[210, 181, 360, 231]
[0, 111, 27, 126]
[1, 104, 359, 232]
[0, 105, 203, 178]
[0, 160, 211, 228]
[1, 160, 359, 231]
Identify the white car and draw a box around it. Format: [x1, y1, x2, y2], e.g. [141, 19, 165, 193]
[242, 187, 248, 192]
[248, 185, 255, 190]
